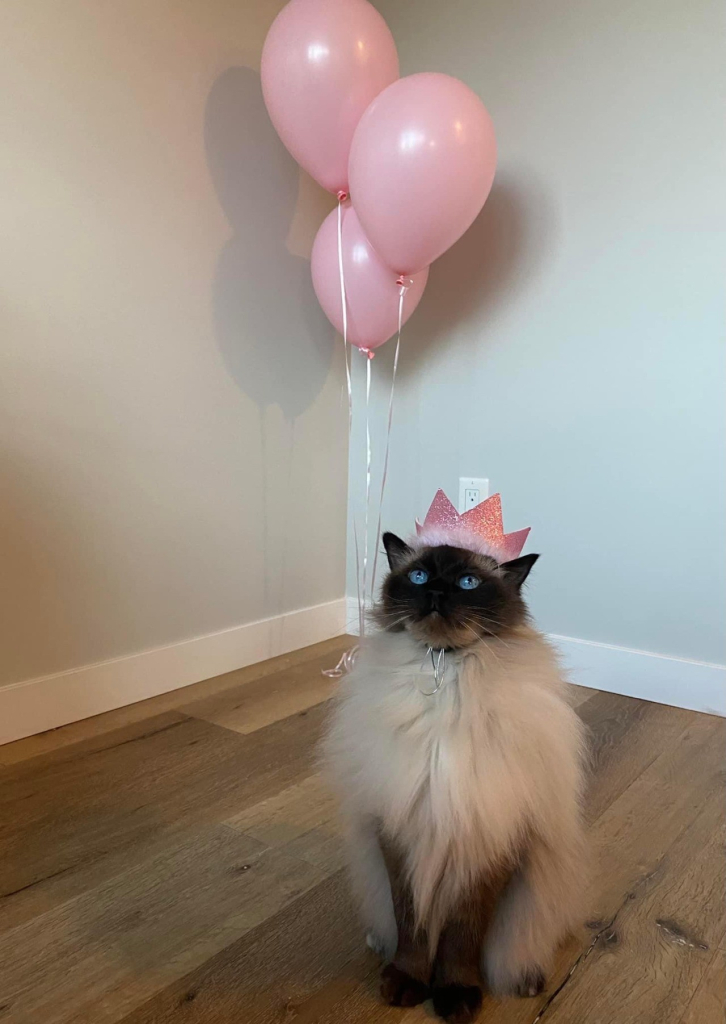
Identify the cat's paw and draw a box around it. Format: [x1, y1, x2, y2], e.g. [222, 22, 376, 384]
[380, 963, 430, 1007]
[432, 983, 483, 1023]
[509, 965, 546, 998]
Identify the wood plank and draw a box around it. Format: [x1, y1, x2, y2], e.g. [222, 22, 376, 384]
[577, 690, 695, 823]
[565, 683, 598, 709]
[0, 826, 329, 1024]
[225, 772, 338, 847]
[678, 947, 726, 1024]
[586, 712, 724, 918]
[116, 870, 377, 1024]
[0, 703, 329, 932]
[177, 648, 343, 735]
[0, 635, 348, 765]
[538, 787, 725, 1023]
[225, 773, 346, 877]
[283, 824, 346, 875]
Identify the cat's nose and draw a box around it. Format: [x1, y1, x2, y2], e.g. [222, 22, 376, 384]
[428, 590, 444, 611]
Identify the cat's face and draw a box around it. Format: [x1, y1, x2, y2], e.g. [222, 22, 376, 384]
[376, 534, 539, 650]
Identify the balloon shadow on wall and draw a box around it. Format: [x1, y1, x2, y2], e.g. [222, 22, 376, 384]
[204, 67, 338, 622]
[205, 66, 335, 420]
[395, 168, 557, 377]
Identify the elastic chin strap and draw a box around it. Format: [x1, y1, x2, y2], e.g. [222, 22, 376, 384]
[419, 646, 447, 696]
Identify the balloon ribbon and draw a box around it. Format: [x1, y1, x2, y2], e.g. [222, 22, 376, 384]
[324, 207, 410, 677]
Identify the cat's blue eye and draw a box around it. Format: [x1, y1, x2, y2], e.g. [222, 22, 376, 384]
[458, 575, 480, 590]
[408, 569, 429, 585]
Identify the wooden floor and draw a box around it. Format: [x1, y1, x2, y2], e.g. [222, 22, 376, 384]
[1, 636, 724, 1024]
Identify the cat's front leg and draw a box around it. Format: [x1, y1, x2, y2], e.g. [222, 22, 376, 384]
[430, 866, 510, 1024]
[344, 813, 398, 960]
[378, 836, 433, 1007]
[431, 923, 484, 1024]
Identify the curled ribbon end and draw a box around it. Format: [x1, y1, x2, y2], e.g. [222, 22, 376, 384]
[322, 645, 360, 678]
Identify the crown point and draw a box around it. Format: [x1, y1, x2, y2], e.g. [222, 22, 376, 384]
[500, 527, 531, 560]
[460, 492, 504, 544]
[423, 490, 461, 530]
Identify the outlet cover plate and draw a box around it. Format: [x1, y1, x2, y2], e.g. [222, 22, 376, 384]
[458, 477, 489, 513]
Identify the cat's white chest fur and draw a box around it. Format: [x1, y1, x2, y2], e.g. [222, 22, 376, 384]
[330, 633, 532, 874]
[368, 661, 470, 828]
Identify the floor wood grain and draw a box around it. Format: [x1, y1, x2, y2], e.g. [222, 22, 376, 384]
[678, 947, 726, 1024]
[0, 635, 723, 1024]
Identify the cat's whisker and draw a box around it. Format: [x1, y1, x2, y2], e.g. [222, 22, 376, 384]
[471, 618, 509, 651]
[460, 623, 489, 650]
[379, 613, 412, 631]
[464, 616, 513, 651]
[456, 618, 509, 668]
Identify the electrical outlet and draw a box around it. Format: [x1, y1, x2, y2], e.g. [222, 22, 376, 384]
[458, 477, 489, 512]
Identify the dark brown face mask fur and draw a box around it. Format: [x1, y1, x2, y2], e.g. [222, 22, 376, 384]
[375, 533, 539, 650]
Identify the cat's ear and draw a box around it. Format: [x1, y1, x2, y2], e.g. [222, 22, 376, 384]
[500, 553, 539, 590]
[382, 532, 413, 571]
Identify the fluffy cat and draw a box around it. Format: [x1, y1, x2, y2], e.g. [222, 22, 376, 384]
[321, 533, 587, 1023]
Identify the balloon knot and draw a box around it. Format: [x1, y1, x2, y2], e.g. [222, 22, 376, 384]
[396, 274, 413, 293]
[337, 190, 348, 202]
[359, 347, 375, 360]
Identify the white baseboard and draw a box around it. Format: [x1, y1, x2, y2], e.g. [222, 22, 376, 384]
[0, 598, 347, 746]
[345, 598, 725, 716]
[551, 634, 725, 717]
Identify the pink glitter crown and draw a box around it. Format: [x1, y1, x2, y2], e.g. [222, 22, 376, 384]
[414, 489, 530, 562]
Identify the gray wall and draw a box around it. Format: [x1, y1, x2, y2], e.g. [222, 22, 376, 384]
[0, 0, 346, 687]
[349, 0, 725, 663]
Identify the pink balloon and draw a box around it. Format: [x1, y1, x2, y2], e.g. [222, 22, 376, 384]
[261, 0, 399, 195]
[311, 204, 428, 351]
[349, 73, 497, 275]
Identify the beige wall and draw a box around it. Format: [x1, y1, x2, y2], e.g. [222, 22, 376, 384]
[0, 0, 346, 687]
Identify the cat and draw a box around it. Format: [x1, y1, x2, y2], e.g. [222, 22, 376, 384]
[321, 532, 587, 1024]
